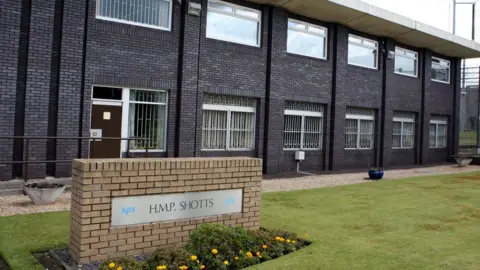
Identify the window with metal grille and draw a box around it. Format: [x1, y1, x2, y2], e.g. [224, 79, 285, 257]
[283, 101, 324, 150]
[128, 90, 168, 151]
[392, 112, 415, 148]
[345, 107, 375, 149]
[431, 57, 450, 84]
[207, 0, 261, 47]
[394, 47, 418, 77]
[202, 95, 256, 150]
[429, 116, 448, 148]
[348, 34, 378, 69]
[96, 0, 172, 30]
[287, 19, 327, 59]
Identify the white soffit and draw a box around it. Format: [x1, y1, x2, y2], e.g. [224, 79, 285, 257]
[248, 0, 480, 58]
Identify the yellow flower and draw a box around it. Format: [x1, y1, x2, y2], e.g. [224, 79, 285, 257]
[235, 256, 239, 260]
[224, 261, 229, 265]
[191, 255, 198, 261]
[200, 266, 206, 270]
[179, 266, 188, 270]
[280, 237, 285, 242]
[256, 252, 261, 256]
[239, 250, 244, 254]
[262, 245, 268, 249]
[286, 239, 291, 243]
[117, 267, 123, 270]
[109, 262, 115, 269]
[246, 252, 253, 258]
[196, 260, 200, 264]
[157, 266, 167, 270]
[292, 240, 296, 244]
[275, 236, 281, 241]
[211, 249, 218, 255]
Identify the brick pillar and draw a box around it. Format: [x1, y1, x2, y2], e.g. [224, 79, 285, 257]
[24, 0, 56, 179]
[176, 1, 202, 157]
[0, 0, 22, 180]
[55, 0, 87, 177]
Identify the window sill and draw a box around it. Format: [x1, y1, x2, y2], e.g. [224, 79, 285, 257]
[347, 62, 378, 71]
[345, 148, 373, 151]
[283, 148, 322, 151]
[201, 149, 255, 152]
[95, 16, 171, 32]
[285, 51, 328, 62]
[128, 150, 166, 153]
[393, 71, 418, 79]
[431, 79, 450, 85]
[392, 147, 414, 150]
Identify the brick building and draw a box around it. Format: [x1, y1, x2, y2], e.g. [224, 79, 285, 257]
[1, 0, 480, 180]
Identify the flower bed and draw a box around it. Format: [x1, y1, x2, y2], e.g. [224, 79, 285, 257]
[100, 224, 309, 270]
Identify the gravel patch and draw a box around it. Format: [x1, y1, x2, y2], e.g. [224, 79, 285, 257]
[262, 165, 480, 193]
[0, 165, 479, 217]
[0, 192, 71, 217]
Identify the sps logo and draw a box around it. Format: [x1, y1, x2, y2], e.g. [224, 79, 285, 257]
[121, 207, 136, 216]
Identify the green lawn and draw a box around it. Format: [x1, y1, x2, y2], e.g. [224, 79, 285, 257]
[1, 173, 480, 269]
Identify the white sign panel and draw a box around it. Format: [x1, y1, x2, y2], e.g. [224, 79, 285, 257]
[111, 189, 243, 226]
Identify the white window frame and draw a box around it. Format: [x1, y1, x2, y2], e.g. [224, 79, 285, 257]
[347, 34, 378, 70]
[207, 0, 262, 47]
[392, 116, 415, 149]
[429, 119, 448, 148]
[431, 57, 451, 84]
[90, 86, 168, 157]
[95, 0, 173, 31]
[394, 47, 418, 78]
[345, 113, 375, 150]
[283, 109, 323, 151]
[287, 18, 328, 59]
[202, 104, 256, 151]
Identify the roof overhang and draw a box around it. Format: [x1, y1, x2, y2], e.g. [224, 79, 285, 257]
[248, 0, 480, 59]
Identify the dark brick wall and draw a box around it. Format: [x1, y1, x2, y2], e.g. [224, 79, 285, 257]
[54, 0, 88, 177]
[265, 8, 333, 174]
[191, 0, 268, 158]
[82, 0, 181, 162]
[23, 0, 56, 179]
[0, 0, 21, 180]
[330, 25, 383, 170]
[0, 0, 462, 180]
[382, 40, 423, 168]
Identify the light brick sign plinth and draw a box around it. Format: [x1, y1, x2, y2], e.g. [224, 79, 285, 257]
[70, 157, 262, 264]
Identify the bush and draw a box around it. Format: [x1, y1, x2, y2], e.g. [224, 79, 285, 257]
[100, 224, 309, 270]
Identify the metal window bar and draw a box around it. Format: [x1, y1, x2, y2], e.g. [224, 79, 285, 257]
[97, 0, 170, 29]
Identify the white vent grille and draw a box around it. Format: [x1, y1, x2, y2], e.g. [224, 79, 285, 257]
[204, 94, 256, 108]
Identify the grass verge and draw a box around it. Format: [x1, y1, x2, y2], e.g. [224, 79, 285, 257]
[1, 172, 480, 269]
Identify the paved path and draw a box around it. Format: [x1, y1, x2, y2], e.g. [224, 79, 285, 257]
[262, 165, 480, 193]
[1, 165, 479, 217]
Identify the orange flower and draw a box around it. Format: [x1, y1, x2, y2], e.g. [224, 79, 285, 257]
[246, 252, 253, 259]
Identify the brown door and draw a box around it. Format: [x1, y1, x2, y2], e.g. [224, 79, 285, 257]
[90, 104, 122, 158]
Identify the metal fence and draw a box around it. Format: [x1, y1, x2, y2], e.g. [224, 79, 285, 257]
[0, 136, 149, 181]
[459, 66, 480, 154]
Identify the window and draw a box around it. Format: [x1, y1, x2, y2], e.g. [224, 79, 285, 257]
[429, 116, 448, 148]
[431, 57, 450, 83]
[283, 102, 324, 150]
[345, 107, 375, 149]
[128, 90, 168, 151]
[392, 112, 415, 148]
[206, 0, 261, 47]
[96, 0, 172, 30]
[287, 19, 327, 59]
[348, 35, 378, 69]
[202, 95, 256, 150]
[394, 47, 418, 77]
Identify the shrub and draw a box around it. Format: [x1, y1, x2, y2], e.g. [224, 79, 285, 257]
[100, 224, 309, 270]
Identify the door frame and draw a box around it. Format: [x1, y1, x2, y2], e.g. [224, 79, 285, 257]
[89, 85, 169, 157]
